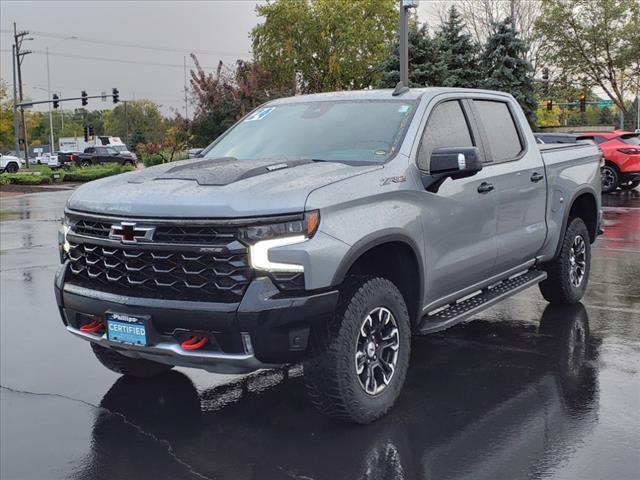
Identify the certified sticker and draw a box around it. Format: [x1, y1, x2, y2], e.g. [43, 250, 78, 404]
[245, 107, 275, 122]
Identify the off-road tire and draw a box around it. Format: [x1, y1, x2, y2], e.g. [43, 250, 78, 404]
[600, 164, 619, 193]
[5, 162, 19, 173]
[91, 343, 173, 378]
[539, 217, 591, 305]
[303, 277, 411, 424]
[80, 160, 92, 168]
[619, 180, 639, 191]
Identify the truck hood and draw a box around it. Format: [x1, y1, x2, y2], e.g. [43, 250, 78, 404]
[67, 157, 381, 218]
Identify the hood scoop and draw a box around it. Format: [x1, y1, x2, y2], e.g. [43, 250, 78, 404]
[139, 157, 315, 186]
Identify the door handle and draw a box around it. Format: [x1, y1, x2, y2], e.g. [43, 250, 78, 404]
[477, 182, 494, 194]
[530, 172, 544, 183]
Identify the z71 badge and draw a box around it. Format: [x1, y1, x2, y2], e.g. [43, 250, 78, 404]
[380, 175, 407, 186]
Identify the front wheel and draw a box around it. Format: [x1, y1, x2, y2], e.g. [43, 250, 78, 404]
[5, 162, 19, 173]
[91, 343, 173, 378]
[600, 164, 619, 193]
[539, 217, 591, 305]
[303, 277, 411, 423]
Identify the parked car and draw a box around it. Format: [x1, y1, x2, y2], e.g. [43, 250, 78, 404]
[59, 146, 137, 168]
[0, 153, 23, 173]
[55, 87, 602, 423]
[579, 131, 640, 193]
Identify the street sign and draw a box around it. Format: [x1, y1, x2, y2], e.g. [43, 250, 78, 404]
[597, 99, 614, 108]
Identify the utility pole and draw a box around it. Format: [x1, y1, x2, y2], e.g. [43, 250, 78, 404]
[124, 100, 129, 146]
[14, 22, 32, 168]
[46, 47, 55, 154]
[398, 1, 418, 86]
[183, 55, 189, 119]
[11, 44, 20, 156]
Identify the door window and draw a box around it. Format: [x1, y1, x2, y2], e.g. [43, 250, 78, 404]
[417, 100, 474, 171]
[473, 100, 523, 162]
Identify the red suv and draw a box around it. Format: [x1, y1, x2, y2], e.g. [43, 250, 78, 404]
[581, 131, 640, 193]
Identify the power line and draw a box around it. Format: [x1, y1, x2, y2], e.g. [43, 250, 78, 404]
[0, 28, 248, 57]
[1, 48, 226, 70]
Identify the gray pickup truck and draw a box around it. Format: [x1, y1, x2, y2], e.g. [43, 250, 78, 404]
[55, 87, 602, 423]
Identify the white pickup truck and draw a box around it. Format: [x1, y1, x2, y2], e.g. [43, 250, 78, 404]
[0, 153, 23, 173]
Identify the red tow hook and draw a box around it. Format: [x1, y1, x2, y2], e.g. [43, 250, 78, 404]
[181, 336, 208, 351]
[80, 319, 104, 334]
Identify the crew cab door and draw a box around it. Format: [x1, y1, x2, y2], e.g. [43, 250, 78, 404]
[469, 99, 547, 274]
[416, 97, 498, 302]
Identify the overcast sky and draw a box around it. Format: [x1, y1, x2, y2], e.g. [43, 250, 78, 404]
[1, 1, 441, 116]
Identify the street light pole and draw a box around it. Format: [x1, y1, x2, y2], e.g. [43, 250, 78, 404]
[46, 47, 55, 153]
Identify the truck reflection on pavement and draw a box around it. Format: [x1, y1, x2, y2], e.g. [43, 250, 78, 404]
[80, 303, 599, 480]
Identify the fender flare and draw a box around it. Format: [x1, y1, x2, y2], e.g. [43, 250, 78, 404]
[331, 229, 425, 294]
[553, 186, 599, 259]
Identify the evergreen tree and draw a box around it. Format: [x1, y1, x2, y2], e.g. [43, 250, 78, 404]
[377, 21, 443, 88]
[434, 6, 481, 88]
[481, 17, 537, 127]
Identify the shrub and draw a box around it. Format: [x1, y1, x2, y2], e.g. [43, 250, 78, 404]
[142, 153, 165, 168]
[0, 173, 52, 185]
[61, 164, 134, 182]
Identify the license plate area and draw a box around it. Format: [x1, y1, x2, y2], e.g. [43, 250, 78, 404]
[106, 312, 149, 346]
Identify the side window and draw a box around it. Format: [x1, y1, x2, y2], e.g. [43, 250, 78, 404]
[85, 147, 95, 154]
[417, 100, 473, 170]
[473, 100, 523, 162]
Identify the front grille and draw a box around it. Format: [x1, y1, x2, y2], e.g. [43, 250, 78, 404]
[65, 217, 252, 302]
[71, 218, 238, 245]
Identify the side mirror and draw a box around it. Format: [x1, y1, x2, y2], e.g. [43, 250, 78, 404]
[422, 147, 482, 192]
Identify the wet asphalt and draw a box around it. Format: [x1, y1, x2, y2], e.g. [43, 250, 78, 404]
[0, 189, 639, 480]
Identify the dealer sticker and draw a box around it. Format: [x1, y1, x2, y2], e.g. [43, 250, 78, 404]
[245, 107, 275, 122]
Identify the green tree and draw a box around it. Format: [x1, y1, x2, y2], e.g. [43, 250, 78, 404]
[251, 0, 397, 93]
[0, 79, 15, 151]
[535, 0, 640, 117]
[434, 6, 481, 88]
[103, 99, 166, 147]
[377, 20, 445, 88]
[482, 17, 537, 127]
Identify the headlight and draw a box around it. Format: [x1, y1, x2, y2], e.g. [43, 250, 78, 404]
[244, 211, 320, 272]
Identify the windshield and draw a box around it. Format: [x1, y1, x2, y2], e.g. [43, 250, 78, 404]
[204, 100, 417, 163]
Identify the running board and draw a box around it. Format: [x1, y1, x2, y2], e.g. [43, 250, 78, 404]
[417, 270, 547, 334]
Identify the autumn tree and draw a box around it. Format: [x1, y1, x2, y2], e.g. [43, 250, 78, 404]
[251, 0, 397, 93]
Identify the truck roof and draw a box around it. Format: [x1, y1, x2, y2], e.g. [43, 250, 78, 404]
[266, 87, 513, 105]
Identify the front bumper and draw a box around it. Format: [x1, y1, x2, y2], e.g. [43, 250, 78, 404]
[55, 262, 338, 373]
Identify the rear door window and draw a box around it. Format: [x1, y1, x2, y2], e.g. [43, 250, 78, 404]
[417, 100, 474, 170]
[473, 100, 523, 162]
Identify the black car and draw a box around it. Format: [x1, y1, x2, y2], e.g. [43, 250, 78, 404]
[59, 146, 137, 167]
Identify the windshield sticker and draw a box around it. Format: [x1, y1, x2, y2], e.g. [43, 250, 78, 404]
[398, 105, 410, 113]
[245, 107, 275, 122]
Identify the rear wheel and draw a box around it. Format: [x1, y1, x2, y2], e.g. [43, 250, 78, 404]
[600, 164, 619, 193]
[619, 180, 639, 191]
[303, 277, 411, 423]
[80, 160, 92, 168]
[539, 217, 591, 305]
[91, 343, 173, 378]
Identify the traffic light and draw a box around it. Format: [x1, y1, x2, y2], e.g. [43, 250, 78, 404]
[88, 124, 95, 138]
[83, 125, 89, 142]
[52, 93, 60, 109]
[542, 67, 549, 82]
[81, 90, 88, 106]
[112, 88, 119, 104]
[546, 99, 553, 112]
[579, 95, 586, 113]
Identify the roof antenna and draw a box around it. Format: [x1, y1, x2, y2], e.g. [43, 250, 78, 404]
[392, 81, 410, 96]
